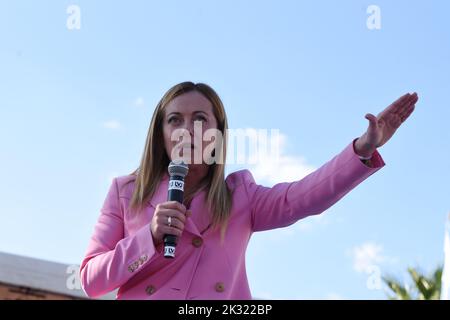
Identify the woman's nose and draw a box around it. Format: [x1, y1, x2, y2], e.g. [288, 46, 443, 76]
[183, 121, 195, 137]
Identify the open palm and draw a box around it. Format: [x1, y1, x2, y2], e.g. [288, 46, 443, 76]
[364, 92, 419, 148]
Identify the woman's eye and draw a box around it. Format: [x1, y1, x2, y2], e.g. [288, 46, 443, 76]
[168, 117, 180, 124]
[195, 116, 207, 122]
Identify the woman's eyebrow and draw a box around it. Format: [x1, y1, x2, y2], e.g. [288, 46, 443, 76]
[193, 111, 208, 116]
[167, 110, 209, 117]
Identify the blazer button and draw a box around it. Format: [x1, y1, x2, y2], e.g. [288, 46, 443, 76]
[139, 254, 148, 265]
[145, 285, 156, 295]
[215, 282, 225, 293]
[192, 237, 203, 248]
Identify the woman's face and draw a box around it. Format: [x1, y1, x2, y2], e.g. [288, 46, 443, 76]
[162, 91, 218, 165]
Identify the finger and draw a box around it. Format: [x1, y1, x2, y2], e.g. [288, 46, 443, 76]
[186, 210, 192, 218]
[400, 105, 415, 122]
[397, 93, 418, 114]
[388, 93, 411, 112]
[161, 226, 183, 238]
[160, 201, 187, 214]
[365, 114, 379, 131]
[159, 216, 185, 231]
[398, 103, 415, 119]
[396, 92, 417, 116]
[157, 213, 185, 229]
[157, 208, 186, 224]
[379, 92, 416, 118]
[387, 93, 415, 115]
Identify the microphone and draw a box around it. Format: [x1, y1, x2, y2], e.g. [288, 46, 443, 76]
[164, 160, 189, 259]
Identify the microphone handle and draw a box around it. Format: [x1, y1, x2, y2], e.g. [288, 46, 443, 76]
[168, 182, 184, 204]
[164, 175, 185, 258]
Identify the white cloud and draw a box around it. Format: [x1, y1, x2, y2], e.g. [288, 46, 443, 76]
[227, 128, 320, 237]
[102, 120, 121, 130]
[245, 129, 317, 186]
[348, 242, 399, 291]
[350, 242, 386, 273]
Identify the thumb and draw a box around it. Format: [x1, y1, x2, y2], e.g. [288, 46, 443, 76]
[365, 113, 378, 129]
[186, 210, 192, 218]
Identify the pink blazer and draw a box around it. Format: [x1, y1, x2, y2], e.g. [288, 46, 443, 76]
[80, 138, 385, 299]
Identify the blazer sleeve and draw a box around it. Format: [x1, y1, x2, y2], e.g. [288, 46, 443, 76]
[245, 138, 386, 232]
[79, 177, 158, 298]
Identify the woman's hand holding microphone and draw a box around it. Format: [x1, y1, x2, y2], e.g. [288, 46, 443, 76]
[150, 201, 192, 247]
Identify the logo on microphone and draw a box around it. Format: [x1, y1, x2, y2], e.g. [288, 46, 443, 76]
[168, 180, 184, 191]
[164, 246, 176, 258]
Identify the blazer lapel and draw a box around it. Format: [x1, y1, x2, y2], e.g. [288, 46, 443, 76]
[188, 189, 213, 235]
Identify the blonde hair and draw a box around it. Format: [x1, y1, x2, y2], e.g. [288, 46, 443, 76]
[128, 82, 232, 240]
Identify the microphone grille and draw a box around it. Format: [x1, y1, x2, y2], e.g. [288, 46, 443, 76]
[168, 160, 189, 178]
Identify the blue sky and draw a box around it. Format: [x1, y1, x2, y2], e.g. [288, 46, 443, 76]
[0, 0, 449, 299]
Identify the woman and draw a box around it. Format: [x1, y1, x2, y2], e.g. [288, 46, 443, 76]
[80, 82, 419, 299]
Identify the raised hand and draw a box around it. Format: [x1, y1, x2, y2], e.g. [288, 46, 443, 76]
[355, 92, 419, 158]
